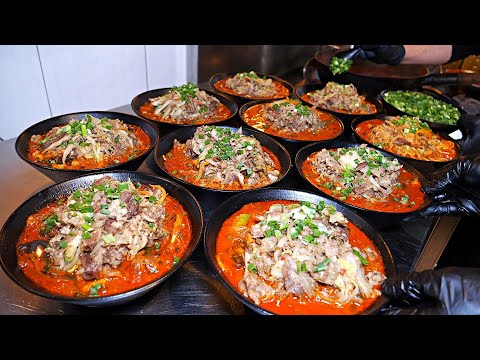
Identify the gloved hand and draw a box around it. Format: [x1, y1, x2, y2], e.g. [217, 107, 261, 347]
[411, 154, 480, 217]
[381, 267, 480, 315]
[458, 113, 480, 156]
[357, 45, 406, 65]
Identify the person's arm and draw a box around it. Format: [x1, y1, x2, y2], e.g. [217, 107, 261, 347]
[401, 45, 452, 64]
[358, 45, 480, 65]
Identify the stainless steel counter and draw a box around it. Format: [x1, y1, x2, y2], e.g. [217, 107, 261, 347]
[0, 104, 460, 315]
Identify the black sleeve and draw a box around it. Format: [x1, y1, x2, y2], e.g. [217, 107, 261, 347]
[449, 45, 480, 62]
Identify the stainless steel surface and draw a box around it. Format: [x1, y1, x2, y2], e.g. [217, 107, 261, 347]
[198, 45, 323, 83]
[414, 216, 461, 271]
[0, 103, 459, 315]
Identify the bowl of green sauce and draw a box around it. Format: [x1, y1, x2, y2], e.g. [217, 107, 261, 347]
[380, 89, 465, 133]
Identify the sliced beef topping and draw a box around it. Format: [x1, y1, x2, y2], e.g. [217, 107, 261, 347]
[311, 145, 403, 201]
[120, 190, 140, 218]
[148, 82, 221, 123]
[306, 81, 375, 114]
[224, 71, 277, 98]
[174, 125, 280, 189]
[238, 201, 385, 306]
[43, 176, 168, 281]
[260, 99, 326, 134]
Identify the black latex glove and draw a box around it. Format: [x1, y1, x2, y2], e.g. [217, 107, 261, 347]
[458, 113, 480, 156]
[381, 267, 480, 315]
[410, 154, 480, 217]
[357, 45, 406, 65]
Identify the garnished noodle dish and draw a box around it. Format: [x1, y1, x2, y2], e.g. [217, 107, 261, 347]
[16, 175, 192, 297]
[216, 200, 386, 315]
[301, 145, 425, 212]
[242, 98, 343, 141]
[139, 82, 232, 124]
[28, 114, 151, 170]
[163, 126, 281, 190]
[354, 115, 458, 162]
[301, 82, 377, 115]
[214, 71, 290, 99]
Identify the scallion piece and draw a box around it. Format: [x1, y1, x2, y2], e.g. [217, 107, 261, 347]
[82, 223, 93, 231]
[235, 214, 251, 227]
[247, 263, 258, 273]
[313, 258, 331, 272]
[117, 182, 129, 191]
[353, 249, 369, 266]
[148, 195, 157, 203]
[101, 234, 116, 244]
[303, 234, 314, 243]
[300, 262, 307, 272]
[89, 283, 102, 297]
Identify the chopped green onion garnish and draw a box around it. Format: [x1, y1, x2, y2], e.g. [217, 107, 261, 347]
[300, 262, 307, 272]
[235, 214, 251, 227]
[329, 56, 353, 75]
[353, 249, 369, 266]
[117, 182, 129, 191]
[89, 283, 102, 297]
[101, 234, 116, 244]
[247, 263, 258, 273]
[313, 258, 331, 272]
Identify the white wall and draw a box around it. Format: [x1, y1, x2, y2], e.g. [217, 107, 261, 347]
[0, 45, 196, 140]
[0, 46, 52, 141]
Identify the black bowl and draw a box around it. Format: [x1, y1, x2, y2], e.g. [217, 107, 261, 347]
[296, 83, 384, 130]
[204, 187, 396, 315]
[131, 86, 238, 134]
[295, 139, 432, 218]
[209, 72, 294, 104]
[0, 171, 203, 307]
[154, 125, 291, 193]
[351, 114, 462, 165]
[15, 111, 159, 183]
[238, 99, 345, 155]
[379, 89, 465, 134]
